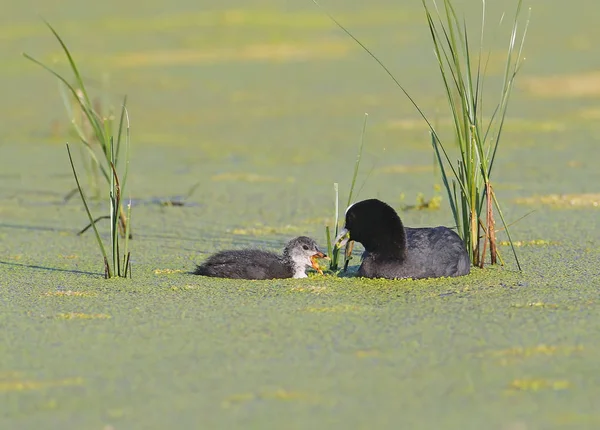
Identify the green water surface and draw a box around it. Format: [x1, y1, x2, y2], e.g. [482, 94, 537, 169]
[1, 0, 600, 428]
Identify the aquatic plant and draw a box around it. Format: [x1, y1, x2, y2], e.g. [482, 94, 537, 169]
[24, 22, 132, 278]
[314, 0, 529, 270]
[66, 137, 132, 278]
[325, 113, 368, 272]
[23, 21, 131, 240]
[61, 83, 114, 202]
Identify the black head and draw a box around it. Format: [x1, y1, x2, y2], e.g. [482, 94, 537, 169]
[343, 199, 406, 257]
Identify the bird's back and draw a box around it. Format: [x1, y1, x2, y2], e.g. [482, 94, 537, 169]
[358, 226, 470, 279]
[405, 227, 470, 278]
[194, 249, 293, 279]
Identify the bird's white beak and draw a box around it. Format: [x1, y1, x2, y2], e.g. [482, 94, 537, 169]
[334, 227, 350, 249]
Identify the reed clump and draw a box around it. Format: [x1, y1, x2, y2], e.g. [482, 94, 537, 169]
[315, 0, 530, 269]
[24, 22, 132, 278]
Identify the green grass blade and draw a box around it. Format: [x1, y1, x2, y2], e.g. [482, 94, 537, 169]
[115, 95, 128, 168]
[424, 8, 464, 139]
[23, 52, 105, 148]
[492, 189, 521, 271]
[331, 183, 340, 270]
[354, 162, 376, 202]
[120, 106, 131, 192]
[115, 214, 121, 277]
[325, 225, 333, 270]
[431, 132, 458, 224]
[122, 198, 131, 277]
[474, 0, 486, 127]
[72, 132, 110, 183]
[311, 0, 449, 145]
[108, 137, 118, 276]
[319, 0, 469, 201]
[41, 20, 94, 112]
[346, 113, 368, 207]
[488, 2, 530, 177]
[66, 144, 110, 277]
[58, 81, 77, 128]
[23, 53, 87, 109]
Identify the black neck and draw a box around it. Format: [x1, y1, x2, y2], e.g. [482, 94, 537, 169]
[366, 231, 407, 261]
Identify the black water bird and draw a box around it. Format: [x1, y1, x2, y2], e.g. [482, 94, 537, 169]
[334, 199, 470, 279]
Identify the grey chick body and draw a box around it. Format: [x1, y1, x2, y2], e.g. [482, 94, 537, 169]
[194, 236, 326, 280]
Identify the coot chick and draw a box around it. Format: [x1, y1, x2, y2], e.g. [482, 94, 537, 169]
[334, 199, 470, 279]
[194, 236, 327, 279]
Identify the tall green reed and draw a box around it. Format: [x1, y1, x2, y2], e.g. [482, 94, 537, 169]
[23, 21, 131, 239]
[24, 22, 132, 278]
[315, 0, 529, 270]
[60, 79, 112, 201]
[325, 113, 368, 271]
[66, 138, 132, 278]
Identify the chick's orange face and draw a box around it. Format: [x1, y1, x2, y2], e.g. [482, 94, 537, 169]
[310, 255, 323, 275]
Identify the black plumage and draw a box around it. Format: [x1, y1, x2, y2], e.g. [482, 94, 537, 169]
[335, 199, 470, 279]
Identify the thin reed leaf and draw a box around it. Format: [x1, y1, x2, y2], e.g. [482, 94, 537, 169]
[330, 183, 340, 270]
[310, 0, 455, 158]
[23, 54, 99, 130]
[115, 96, 128, 166]
[125, 252, 132, 279]
[326, 113, 371, 272]
[492, 189, 521, 270]
[121, 106, 131, 192]
[123, 198, 132, 277]
[108, 139, 120, 275]
[346, 113, 368, 207]
[431, 132, 458, 222]
[66, 144, 111, 278]
[42, 21, 92, 108]
[77, 137, 111, 183]
[77, 215, 110, 236]
[325, 225, 333, 269]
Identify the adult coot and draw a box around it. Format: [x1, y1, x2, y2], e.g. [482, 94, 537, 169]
[334, 199, 470, 279]
[194, 236, 327, 279]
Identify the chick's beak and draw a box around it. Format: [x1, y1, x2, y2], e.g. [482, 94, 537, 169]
[334, 227, 350, 249]
[310, 249, 328, 275]
[314, 250, 328, 259]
